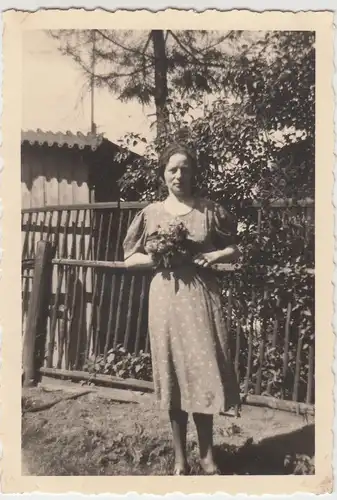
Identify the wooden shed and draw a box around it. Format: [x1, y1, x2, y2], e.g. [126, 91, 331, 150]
[21, 129, 137, 208]
[21, 130, 145, 368]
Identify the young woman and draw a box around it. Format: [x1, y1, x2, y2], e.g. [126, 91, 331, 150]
[123, 143, 241, 475]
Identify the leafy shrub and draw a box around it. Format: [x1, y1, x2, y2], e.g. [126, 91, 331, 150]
[83, 345, 153, 381]
[109, 33, 315, 403]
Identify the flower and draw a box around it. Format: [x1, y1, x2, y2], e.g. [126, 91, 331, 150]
[144, 221, 193, 269]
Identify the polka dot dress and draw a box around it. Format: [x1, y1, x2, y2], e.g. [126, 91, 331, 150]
[123, 197, 241, 414]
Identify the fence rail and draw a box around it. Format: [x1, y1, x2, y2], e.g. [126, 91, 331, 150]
[21, 198, 314, 213]
[22, 199, 315, 405]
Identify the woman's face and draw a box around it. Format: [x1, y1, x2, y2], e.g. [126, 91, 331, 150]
[163, 153, 193, 197]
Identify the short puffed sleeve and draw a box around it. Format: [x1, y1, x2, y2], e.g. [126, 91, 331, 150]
[123, 209, 147, 260]
[211, 201, 239, 249]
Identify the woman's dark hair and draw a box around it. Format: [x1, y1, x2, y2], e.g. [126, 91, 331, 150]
[157, 142, 198, 181]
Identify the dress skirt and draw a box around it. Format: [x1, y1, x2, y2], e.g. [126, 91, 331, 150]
[123, 198, 241, 415]
[148, 266, 240, 414]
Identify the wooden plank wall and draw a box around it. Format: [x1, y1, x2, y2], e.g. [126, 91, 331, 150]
[21, 145, 91, 367]
[21, 145, 90, 208]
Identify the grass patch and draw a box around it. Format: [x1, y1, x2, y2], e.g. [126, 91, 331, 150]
[22, 387, 315, 476]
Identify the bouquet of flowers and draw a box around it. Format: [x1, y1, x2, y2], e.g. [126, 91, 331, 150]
[145, 220, 195, 269]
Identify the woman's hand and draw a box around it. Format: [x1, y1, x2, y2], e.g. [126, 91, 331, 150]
[193, 245, 241, 268]
[192, 251, 221, 268]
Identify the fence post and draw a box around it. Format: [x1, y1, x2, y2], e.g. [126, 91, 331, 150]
[22, 240, 54, 387]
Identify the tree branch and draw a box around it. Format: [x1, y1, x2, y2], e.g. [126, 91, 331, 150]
[168, 31, 222, 92]
[141, 32, 152, 78]
[63, 43, 151, 80]
[197, 31, 235, 53]
[96, 30, 153, 60]
[142, 31, 152, 55]
[97, 62, 152, 79]
[168, 30, 235, 79]
[168, 30, 205, 65]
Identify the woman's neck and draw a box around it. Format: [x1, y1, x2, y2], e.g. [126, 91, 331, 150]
[167, 192, 193, 205]
[163, 193, 196, 216]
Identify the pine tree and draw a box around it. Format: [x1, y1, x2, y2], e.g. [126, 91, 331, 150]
[49, 29, 243, 142]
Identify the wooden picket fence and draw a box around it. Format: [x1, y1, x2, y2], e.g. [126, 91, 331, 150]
[21, 200, 315, 410]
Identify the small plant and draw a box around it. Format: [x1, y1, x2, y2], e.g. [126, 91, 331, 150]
[284, 453, 315, 475]
[226, 423, 242, 437]
[83, 345, 153, 381]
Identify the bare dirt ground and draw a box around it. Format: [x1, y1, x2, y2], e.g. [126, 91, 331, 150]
[22, 384, 314, 476]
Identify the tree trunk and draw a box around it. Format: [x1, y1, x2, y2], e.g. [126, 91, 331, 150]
[151, 30, 169, 145]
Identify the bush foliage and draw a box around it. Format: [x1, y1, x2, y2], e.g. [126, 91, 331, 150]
[84, 346, 153, 382]
[83, 32, 315, 403]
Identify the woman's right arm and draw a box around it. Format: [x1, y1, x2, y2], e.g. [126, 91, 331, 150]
[124, 252, 154, 269]
[123, 207, 155, 269]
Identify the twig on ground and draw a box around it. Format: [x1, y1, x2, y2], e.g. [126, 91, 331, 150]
[22, 390, 94, 414]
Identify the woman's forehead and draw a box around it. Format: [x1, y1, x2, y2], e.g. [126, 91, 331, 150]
[166, 153, 191, 167]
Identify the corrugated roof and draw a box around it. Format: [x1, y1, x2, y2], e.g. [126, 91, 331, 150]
[21, 129, 105, 151]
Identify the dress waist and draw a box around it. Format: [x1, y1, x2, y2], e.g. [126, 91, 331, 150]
[152, 264, 217, 282]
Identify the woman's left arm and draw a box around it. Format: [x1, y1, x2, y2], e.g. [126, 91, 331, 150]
[210, 244, 241, 264]
[193, 245, 241, 268]
[193, 202, 241, 268]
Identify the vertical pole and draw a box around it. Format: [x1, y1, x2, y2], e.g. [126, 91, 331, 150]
[22, 240, 53, 387]
[90, 30, 96, 135]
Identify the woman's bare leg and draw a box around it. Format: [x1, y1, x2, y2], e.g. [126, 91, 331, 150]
[169, 409, 189, 473]
[193, 413, 217, 474]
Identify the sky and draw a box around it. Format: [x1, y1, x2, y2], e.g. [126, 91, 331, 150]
[22, 30, 287, 156]
[22, 30, 155, 154]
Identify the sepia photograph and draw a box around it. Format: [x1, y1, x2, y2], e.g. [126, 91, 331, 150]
[1, 8, 334, 495]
